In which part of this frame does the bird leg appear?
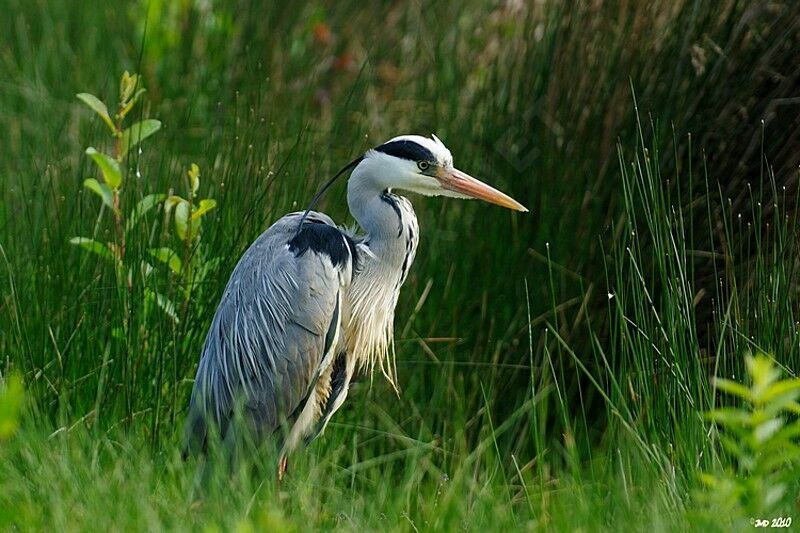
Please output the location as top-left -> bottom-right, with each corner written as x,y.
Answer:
277,455 -> 288,484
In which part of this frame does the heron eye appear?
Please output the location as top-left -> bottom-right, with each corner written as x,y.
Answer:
417,161 -> 430,171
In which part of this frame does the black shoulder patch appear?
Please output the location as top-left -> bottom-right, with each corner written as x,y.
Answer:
288,223 -> 357,268
375,139 -> 435,162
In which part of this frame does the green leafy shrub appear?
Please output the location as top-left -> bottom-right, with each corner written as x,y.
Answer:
0,373 -> 24,441
159,163 -> 218,306
71,72 -> 217,324
699,354 -> 800,518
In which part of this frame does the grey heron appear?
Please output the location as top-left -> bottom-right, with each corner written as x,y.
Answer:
182,134 -> 526,479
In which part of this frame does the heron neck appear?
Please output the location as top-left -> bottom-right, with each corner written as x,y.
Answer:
345,160 -> 419,389
347,167 -> 413,256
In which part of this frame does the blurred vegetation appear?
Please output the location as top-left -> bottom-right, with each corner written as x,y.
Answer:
0,0 -> 799,529
700,354 -> 800,519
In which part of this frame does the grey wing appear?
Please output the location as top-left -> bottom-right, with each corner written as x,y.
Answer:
182,211 -> 355,456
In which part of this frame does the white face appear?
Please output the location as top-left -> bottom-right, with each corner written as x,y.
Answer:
360,134 -> 528,212
364,134 -> 458,197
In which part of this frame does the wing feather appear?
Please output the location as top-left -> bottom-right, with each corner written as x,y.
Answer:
183,212 -> 354,456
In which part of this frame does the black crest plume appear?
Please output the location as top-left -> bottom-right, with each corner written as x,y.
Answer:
295,155 -> 364,235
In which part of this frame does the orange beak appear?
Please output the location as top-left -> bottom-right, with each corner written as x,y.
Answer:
440,168 -> 528,212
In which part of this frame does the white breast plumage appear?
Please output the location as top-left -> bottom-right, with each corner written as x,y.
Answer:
343,192 -> 418,389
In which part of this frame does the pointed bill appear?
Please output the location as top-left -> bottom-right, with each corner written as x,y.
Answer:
440,168 -> 528,212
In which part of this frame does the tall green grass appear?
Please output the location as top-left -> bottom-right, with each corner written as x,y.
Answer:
1,0 -> 799,529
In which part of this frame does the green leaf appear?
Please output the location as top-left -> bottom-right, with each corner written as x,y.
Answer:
188,217 -> 201,241
119,71 -> 139,104
145,288 -> 179,323
705,408 -> 752,427
85,147 -> 122,189
76,93 -> 115,133
82,178 -> 115,211
0,373 -> 24,440
126,193 -> 166,233
141,261 -> 154,279
718,434 -> 747,458
174,200 -> 190,240
167,196 -> 202,241
188,163 -> 200,196
119,88 -> 146,120
763,484 -> 787,508
164,195 -> 185,213
191,198 -> 217,220
746,354 -> 781,390
754,418 -> 784,443
69,237 -> 116,262
120,119 -> 162,157
761,379 -> 800,404
698,472 -> 722,488
712,378 -> 752,401
760,441 -> 800,469
149,247 -> 182,275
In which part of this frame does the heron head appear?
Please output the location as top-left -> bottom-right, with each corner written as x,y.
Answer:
363,134 -> 527,212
